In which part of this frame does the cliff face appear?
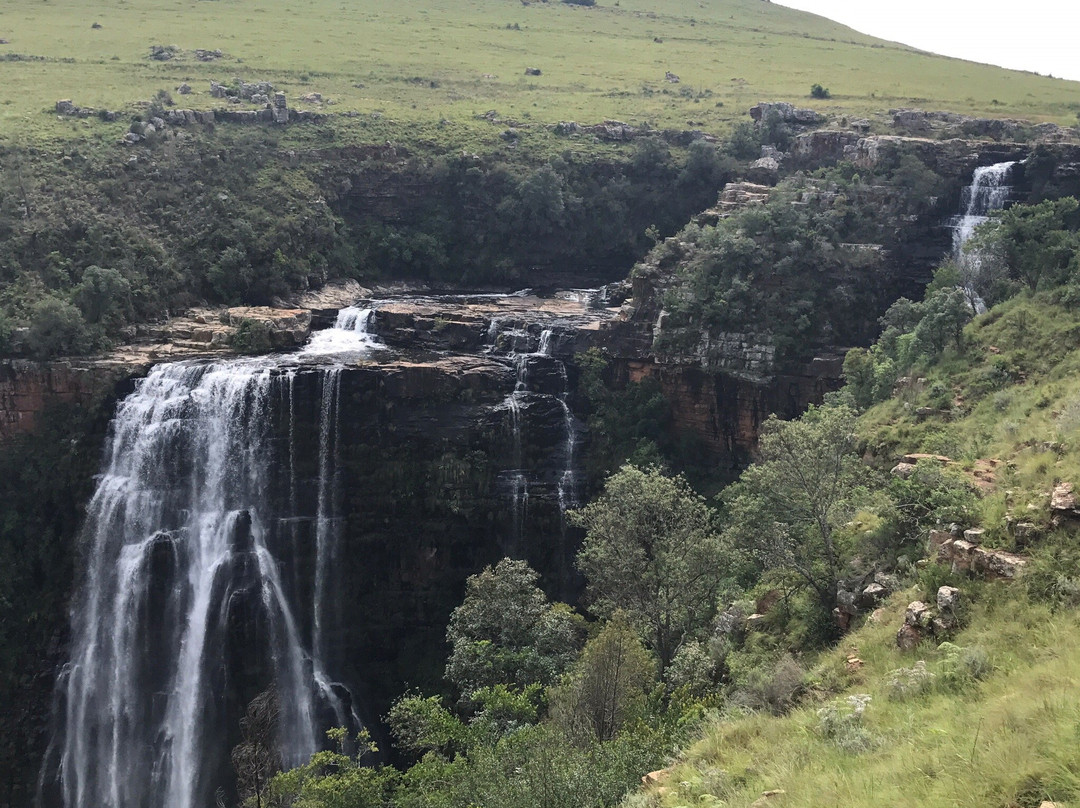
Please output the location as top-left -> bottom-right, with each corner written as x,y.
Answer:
14,294 -> 605,807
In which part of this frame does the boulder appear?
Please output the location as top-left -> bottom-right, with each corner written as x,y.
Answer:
1051,482 -> 1080,518
928,528 -> 954,559
896,623 -> 922,651
791,130 -> 860,163
749,101 -> 823,126
858,582 -> 887,609
930,616 -> 955,637
891,461 -> 917,478
975,546 -> 1026,580
525,67 -> 542,76
642,768 -> 672,787
904,601 -> 930,627
962,527 -> 985,543
936,585 -> 961,612
176,82 -> 192,95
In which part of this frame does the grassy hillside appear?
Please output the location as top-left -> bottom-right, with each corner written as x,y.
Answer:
636,584 -> 1080,808
0,0 -> 1078,146
636,289 -> 1080,808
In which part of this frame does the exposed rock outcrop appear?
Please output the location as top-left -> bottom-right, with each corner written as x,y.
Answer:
928,529 -> 1028,580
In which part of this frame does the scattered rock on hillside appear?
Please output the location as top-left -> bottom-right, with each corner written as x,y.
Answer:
936,585 -> 961,612
749,101 -> 823,126
896,623 -> 922,651
664,71 -> 680,83
149,44 -> 178,61
905,600 -> 930,628
1051,482 -> 1080,519
525,67 -> 542,76
176,82 -> 192,95
929,529 -> 1028,580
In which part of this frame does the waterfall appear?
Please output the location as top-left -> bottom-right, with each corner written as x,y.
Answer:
493,322 -> 582,548
301,307 -> 381,356
46,294 -> 594,806
50,311 -> 379,808
952,161 -> 1015,312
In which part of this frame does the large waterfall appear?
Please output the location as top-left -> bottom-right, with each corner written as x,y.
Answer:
43,293 -> 597,808
48,322 -> 371,808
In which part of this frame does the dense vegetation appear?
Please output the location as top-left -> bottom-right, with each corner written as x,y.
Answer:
237,187 -> 1080,807
649,151 -> 949,360
0,131 -> 732,357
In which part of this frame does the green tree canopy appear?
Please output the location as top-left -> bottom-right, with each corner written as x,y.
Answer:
445,558 -> 582,695
722,404 -> 863,612
570,465 -> 726,668
550,612 -> 655,743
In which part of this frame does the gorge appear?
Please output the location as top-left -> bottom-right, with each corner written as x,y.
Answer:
3,126 -> 1080,808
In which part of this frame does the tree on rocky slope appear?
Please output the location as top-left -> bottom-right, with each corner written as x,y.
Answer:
445,558 -> 583,695
570,465 -> 727,669
722,403 -> 863,614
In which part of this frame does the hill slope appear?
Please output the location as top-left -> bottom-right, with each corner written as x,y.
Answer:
1,0 -> 1078,144
637,290 -> 1080,808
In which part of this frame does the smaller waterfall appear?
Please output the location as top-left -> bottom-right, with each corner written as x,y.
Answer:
952,161 -> 1015,313
492,321 -> 583,547
302,307 -> 382,356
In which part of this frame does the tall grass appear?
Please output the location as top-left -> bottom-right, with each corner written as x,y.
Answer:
0,0 -> 1077,145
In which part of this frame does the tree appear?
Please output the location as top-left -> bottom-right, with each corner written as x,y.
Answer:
266,728 -> 391,808
722,404 -> 862,612
970,197 -> 1080,291
231,689 -> 282,808
25,297 -> 91,358
550,613 -> 655,743
445,559 -> 582,695
570,465 -> 726,668
73,265 -> 132,326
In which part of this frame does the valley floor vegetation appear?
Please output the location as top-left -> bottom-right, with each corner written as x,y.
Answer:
237,192 -> 1080,808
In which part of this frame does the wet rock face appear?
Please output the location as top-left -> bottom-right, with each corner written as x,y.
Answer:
0,360 -> 135,442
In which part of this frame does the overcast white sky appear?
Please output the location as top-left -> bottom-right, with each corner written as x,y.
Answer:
776,0 -> 1080,82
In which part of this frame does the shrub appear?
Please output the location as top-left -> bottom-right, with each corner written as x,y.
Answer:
810,83 -> 831,99
886,660 -> 935,700
732,653 -> 806,715
816,694 -> 876,753
935,642 -> 991,691
665,640 -> 717,697
73,266 -> 132,326
25,298 -> 92,358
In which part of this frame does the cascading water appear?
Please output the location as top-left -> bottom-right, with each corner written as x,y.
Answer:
490,323 -> 581,547
48,314 -> 376,808
301,306 -> 381,355
952,161 -> 1016,312
45,292 -> 597,807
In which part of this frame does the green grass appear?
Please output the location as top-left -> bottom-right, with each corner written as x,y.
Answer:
858,292 -> 1080,536
632,291 -> 1080,808
1,0 -> 1078,147
638,586 -> 1080,808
